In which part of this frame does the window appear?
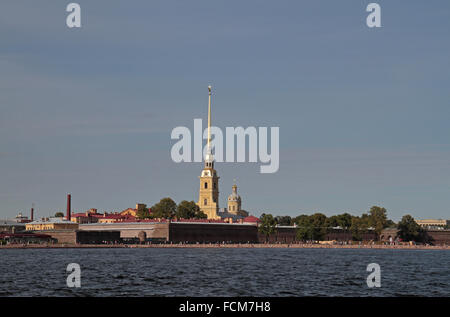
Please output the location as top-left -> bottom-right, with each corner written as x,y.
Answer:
213,182 -> 216,189
204,199 -> 207,205
204,182 -> 208,189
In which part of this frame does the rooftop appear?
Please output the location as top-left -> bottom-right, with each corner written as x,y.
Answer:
243,215 -> 260,223
0,220 -> 26,226
27,217 -> 76,225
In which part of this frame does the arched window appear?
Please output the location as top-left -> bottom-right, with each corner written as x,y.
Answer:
204,199 -> 207,205
204,182 -> 208,189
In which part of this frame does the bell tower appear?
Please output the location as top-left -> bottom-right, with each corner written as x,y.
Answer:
197,85 -> 220,219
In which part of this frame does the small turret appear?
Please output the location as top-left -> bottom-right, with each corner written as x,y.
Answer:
227,181 -> 241,215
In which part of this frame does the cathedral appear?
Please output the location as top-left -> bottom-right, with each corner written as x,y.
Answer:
197,86 -> 242,220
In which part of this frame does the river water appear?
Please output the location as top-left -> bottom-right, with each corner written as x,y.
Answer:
0,248 -> 449,296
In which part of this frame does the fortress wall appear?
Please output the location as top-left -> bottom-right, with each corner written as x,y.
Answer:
426,230 -> 450,245
168,223 -> 258,243
79,223 -> 169,240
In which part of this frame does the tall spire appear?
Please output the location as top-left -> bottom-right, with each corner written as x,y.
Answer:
205,85 -> 214,168
207,85 -> 212,152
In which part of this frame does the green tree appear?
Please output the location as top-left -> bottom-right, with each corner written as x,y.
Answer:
385,219 -> 396,228
136,204 -> 150,219
275,215 -> 292,226
293,214 -> 310,226
350,216 -> 368,241
296,223 -> 314,241
325,215 -> 340,228
309,213 -> 327,240
294,213 -> 327,241
294,214 -> 312,241
397,215 -> 424,242
176,200 -> 207,219
336,213 -> 353,229
151,197 -> 177,219
368,206 -> 388,235
259,214 -> 277,242
54,212 -> 64,218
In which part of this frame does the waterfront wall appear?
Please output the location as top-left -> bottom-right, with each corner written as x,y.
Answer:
425,230 -> 450,245
39,230 -> 77,244
380,228 -> 450,245
79,223 -> 169,240
29,230 -> 121,244
77,222 -> 380,244
169,222 -> 258,243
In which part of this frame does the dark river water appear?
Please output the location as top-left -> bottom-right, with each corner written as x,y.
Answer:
0,248 -> 449,296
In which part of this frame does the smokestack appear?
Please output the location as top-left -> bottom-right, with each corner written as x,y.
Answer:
66,194 -> 71,221
31,206 -> 34,221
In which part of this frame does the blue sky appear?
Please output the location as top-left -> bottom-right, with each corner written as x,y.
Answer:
1,1 -> 450,221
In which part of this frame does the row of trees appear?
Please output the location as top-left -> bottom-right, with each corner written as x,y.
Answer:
259,206 -> 428,242
137,198 -> 207,220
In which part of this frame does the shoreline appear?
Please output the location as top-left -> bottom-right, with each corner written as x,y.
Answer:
0,243 -> 448,250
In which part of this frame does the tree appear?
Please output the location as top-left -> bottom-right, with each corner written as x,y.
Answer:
325,215 -> 340,228
325,214 -> 352,229
136,204 -> 150,219
350,216 -> 368,241
151,197 -> 177,219
296,223 -> 314,241
294,215 -> 312,241
368,206 -> 388,235
275,215 -> 292,226
176,200 -> 206,219
385,219 -> 396,228
294,213 -> 327,241
54,212 -> 64,218
309,213 -> 327,240
397,215 -> 424,242
259,214 -> 277,242
293,214 -> 310,226
336,213 -> 353,229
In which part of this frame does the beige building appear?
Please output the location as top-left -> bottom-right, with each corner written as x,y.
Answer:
227,183 -> 241,215
415,219 -> 449,229
26,217 -> 79,231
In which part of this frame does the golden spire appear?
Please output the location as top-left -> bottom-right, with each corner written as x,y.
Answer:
207,85 -> 212,151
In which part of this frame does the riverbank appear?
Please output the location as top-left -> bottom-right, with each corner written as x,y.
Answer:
0,243 -> 448,250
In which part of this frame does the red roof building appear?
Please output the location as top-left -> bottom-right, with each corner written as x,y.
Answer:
243,215 -> 261,225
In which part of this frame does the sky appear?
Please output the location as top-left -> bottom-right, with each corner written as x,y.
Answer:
1,1 -> 450,221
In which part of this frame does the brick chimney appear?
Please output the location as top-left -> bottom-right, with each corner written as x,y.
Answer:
66,194 -> 71,221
